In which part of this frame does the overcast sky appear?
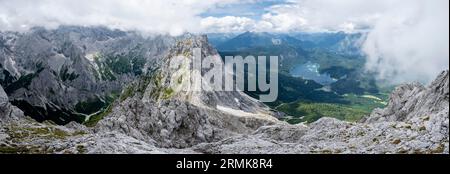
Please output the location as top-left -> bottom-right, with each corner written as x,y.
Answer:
0,0 -> 448,83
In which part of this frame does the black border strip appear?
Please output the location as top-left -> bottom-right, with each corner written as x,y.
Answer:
0,154 -> 448,172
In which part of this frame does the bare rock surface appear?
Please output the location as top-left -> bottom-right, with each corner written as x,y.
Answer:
1,27 -> 448,154
194,71 -> 449,154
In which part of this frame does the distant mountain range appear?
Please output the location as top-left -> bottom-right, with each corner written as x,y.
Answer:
0,27 -> 448,154
209,31 -> 365,56
208,31 -> 384,123
0,26 -> 176,124
0,27 -> 385,125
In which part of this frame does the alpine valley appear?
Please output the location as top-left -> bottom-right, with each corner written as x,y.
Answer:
0,27 -> 448,154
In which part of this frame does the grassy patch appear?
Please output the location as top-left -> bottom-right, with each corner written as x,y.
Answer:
341,93 -> 388,112
82,93 -> 119,127
0,144 -> 46,154
162,88 -> 174,99
84,105 -> 113,127
277,93 -> 388,124
94,54 -> 117,81
74,97 -> 106,115
60,66 -> 79,81
0,124 -> 87,154
278,101 -> 368,124
6,125 -> 72,142
76,144 -> 87,154
4,71 -> 40,93
119,85 -> 135,102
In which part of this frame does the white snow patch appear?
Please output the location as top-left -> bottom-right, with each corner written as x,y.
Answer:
234,98 -> 241,107
217,105 -> 255,117
85,53 -> 96,63
4,56 -> 20,76
216,105 -> 277,121
85,53 -> 100,72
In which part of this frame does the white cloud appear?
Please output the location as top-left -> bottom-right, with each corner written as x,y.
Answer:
1,0 -> 448,83
259,0 -> 390,32
199,14 -> 308,33
200,16 -> 256,33
267,0 -> 448,83
363,0 -> 449,84
202,0 -> 449,83
259,13 -> 306,32
0,0 -> 245,36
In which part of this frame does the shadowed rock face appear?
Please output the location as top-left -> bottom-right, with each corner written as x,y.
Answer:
194,70 -> 449,154
365,70 -> 449,123
0,34 -> 278,153
0,85 -> 24,122
1,26 -> 175,124
95,35 -> 277,148
0,85 -> 7,108
0,27 -> 448,154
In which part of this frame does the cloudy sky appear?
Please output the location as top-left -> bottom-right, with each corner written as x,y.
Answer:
0,0 -> 449,83
2,0 -> 446,34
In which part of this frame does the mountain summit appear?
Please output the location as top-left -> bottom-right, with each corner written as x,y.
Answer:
94,35 -> 278,148
1,69 -> 447,153
0,27 -> 448,154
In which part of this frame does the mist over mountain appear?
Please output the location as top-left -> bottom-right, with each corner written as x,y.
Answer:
1,26 -> 176,124
1,0 -> 448,84
0,0 -> 448,155
207,31 -> 387,124
0,26 -> 448,154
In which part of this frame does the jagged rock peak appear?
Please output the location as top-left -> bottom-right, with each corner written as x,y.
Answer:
1,26 -> 175,124
93,34 -> 277,148
0,85 -> 9,109
0,85 -> 24,122
194,70 -> 449,154
430,70 -> 449,98
364,70 -> 449,123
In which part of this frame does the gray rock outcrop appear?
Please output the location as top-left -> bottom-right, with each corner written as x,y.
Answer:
0,27 -> 448,154
95,35 -> 277,148
194,71 -> 449,154
1,26 -> 175,124
0,85 -> 24,122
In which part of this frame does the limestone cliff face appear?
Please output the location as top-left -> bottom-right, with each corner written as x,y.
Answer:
195,71 -> 449,154
94,35 -> 277,148
0,27 -> 448,154
365,71 -> 449,123
0,85 -> 24,122
1,27 -> 175,124
0,34 -> 278,153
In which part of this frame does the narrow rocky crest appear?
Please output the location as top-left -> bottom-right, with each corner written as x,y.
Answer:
0,28 -> 448,154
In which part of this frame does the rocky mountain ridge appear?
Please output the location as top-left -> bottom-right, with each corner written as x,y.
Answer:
94,34 -> 277,148
1,70 -> 447,154
1,26 -> 175,124
0,27 -> 448,154
194,71 -> 448,154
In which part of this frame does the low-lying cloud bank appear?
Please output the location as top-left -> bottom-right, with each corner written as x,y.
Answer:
0,0 -> 248,36
362,0 -> 449,84
0,0 -> 448,84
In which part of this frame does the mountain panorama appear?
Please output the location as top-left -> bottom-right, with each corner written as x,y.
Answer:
0,0 -> 448,155
0,26 -> 448,154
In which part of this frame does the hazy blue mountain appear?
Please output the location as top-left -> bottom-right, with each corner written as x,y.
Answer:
215,31 -> 312,52
0,27 -> 384,126
210,31 -> 365,56
206,33 -> 239,47
211,31 -> 386,122
213,31 -> 377,95
291,32 -> 366,56
1,27 -> 446,154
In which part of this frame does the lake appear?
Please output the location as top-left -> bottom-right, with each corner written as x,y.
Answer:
289,62 -> 337,85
